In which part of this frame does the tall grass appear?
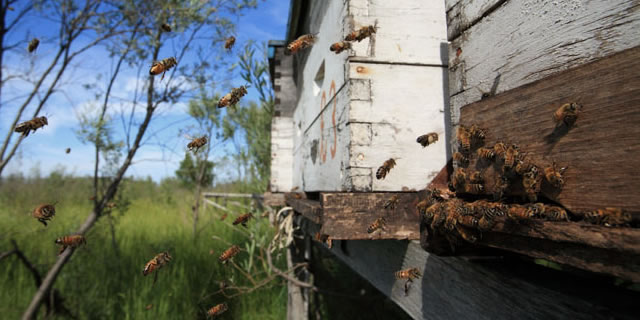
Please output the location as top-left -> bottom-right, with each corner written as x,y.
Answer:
0,175 -> 286,319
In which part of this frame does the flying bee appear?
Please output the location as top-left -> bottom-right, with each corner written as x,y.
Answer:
376,158 -> 396,180
207,303 -> 228,318
55,235 -> 86,255
149,57 -> 177,80
395,267 -> 422,281
544,162 -> 567,189
32,203 -> 56,226
503,144 -> 519,171
345,25 -> 377,42
218,85 -> 248,108
367,217 -> 387,234
493,142 -> 507,159
65,148 -> 71,154
143,252 -> 172,285
15,116 -> 48,137
161,23 -> 172,32
585,207 -> 631,227
28,38 -> 40,53
553,102 -> 581,127
187,136 -> 208,152
315,233 -> 333,248
232,213 -> 253,227
287,34 -> 316,54
476,147 -> 495,160
329,41 -> 351,54
105,202 -> 117,209
542,204 -> 569,221
456,126 -> 471,152
453,152 -> 469,166
451,167 -> 467,190
383,195 -> 399,210
220,213 -> 228,221
218,245 -> 240,264
508,204 -> 533,221
224,36 -> 236,51
416,132 -> 439,147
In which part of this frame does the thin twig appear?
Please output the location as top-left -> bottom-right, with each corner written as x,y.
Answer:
266,241 -> 315,289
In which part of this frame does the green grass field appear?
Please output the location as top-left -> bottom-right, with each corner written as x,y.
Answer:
0,175 -> 287,319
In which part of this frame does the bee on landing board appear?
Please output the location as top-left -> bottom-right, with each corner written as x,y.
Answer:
456,126 -> 472,152
149,57 -> 177,80
542,204 -> 569,221
187,136 -> 208,152
493,142 -> 507,159
329,41 -> 351,54
143,251 -> 172,285
28,38 -> 39,53
232,213 -> 253,227
544,162 -> 567,189
376,158 -> 396,180
395,267 -> 421,296
55,235 -> 86,255
345,25 -> 377,42
493,176 -> 509,201
160,23 -> 172,32
315,232 -> 333,248
207,303 -> 228,318
553,102 -> 581,127
219,245 -> 240,264
367,217 -> 387,234
15,116 -> 48,137
503,144 -> 520,172
416,132 -> 439,147
453,151 -> 469,166
522,166 -> 542,202
287,34 -> 316,54
508,204 -> 534,221
476,147 -> 495,161
224,36 -> 236,51
218,85 -> 248,108
451,167 -> 467,190
33,203 -> 57,226
383,195 -> 399,210
585,207 -> 631,227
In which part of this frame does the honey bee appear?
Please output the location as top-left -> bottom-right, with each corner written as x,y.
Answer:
514,159 -> 534,176
145,304 -> 153,310
187,136 -> 207,152
456,224 -> 479,243
207,303 -> 228,318
542,204 -> 569,221
55,235 -> 86,255
367,217 -> 387,234
89,195 -> 96,201
314,232 -> 333,248
65,148 -> 71,154
468,124 -> 486,142
456,126 -> 471,152
383,195 -> 399,210
493,176 -> 509,200
522,166 -> 542,202
416,132 -> 439,147
451,167 -> 467,189
477,215 -> 496,231
345,25 -> 376,42
33,203 -> 56,226
444,199 -> 463,231
395,267 -> 421,280
469,171 -> 483,183
149,57 -> 177,80
453,152 -> 469,166
224,36 -> 236,51
220,213 -> 228,221
143,252 -> 172,285
493,142 -> 507,159
28,38 -> 39,53
430,204 -> 447,230
218,245 -> 240,264
544,162 -> 567,189
457,215 -> 479,228
329,41 -> 351,54
464,183 -> 484,194
553,102 -> 581,127
105,202 -> 117,209
476,147 -> 495,160
424,202 -> 443,224
217,85 -> 248,108
14,116 -> 48,137
503,144 -> 519,171
161,23 -> 172,32
525,203 -> 545,218
508,204 -> 533,221
376,158 -> 396,180
232,213 -> 253,227
585,207 -> 631,227
416,198 -> 430,215
287,34 -> 316,54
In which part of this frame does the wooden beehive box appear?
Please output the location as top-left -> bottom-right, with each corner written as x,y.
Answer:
288,0 -> 449,192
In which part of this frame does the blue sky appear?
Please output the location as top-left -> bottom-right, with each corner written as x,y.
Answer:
0,0 -> 290,182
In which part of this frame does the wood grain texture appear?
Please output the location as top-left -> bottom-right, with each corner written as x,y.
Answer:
270,117 -> 294,192
323,240 -> 639,320
445,0 -> 504,40
448,0 -> 640,117
458,46 -> 640,214
284,193 -> 322,224
263,192 -> 286,207
320,192 -> 423,240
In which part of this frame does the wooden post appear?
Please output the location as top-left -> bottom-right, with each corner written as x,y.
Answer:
287,216 -> 311,320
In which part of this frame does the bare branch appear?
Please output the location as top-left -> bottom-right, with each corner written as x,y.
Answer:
266,241 -> 315,289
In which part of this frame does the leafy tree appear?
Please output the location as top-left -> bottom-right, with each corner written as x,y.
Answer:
175,152 -> 214,188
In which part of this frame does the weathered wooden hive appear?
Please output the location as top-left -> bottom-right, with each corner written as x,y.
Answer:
268,0 -> 640,319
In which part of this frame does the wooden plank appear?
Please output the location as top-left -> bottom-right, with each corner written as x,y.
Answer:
320,192 -> 423,240
445,0 -> 504,41
270,117 -> 294,192
324,240 -> 639,320
263,192 -> 286,207
284,193 -> 322,224
202,199 -> 230,212
458,46 -> 640,214
448,0 -> 640,115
